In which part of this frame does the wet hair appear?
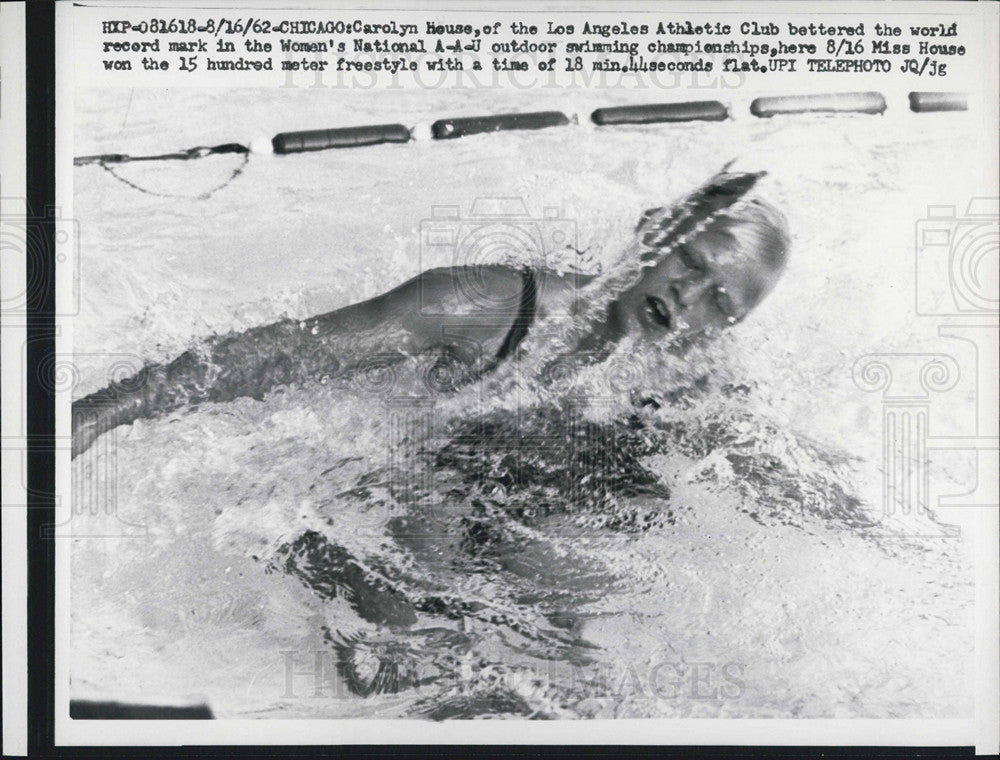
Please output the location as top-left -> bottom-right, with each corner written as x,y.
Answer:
523,167 -> 790,370
711,197 -> 790,276
577,168 -> 790,326
636,169 -> 788,273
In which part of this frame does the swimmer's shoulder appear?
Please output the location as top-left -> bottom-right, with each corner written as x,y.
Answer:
386,265 -> 525,317
534,268 -> 596,319
321,265 -> 587,330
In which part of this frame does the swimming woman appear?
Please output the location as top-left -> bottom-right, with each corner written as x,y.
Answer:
71,168 -> 789,458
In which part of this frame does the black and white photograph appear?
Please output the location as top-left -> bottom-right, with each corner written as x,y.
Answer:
2,0 -> 998,752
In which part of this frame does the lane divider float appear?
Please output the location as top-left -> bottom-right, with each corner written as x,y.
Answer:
72,91 -> 969,198
908,91 -> 968,113
271,123 -> 411,154
430,111 -> 571,140
591,100 -> 729,125
749,91 -> 887,118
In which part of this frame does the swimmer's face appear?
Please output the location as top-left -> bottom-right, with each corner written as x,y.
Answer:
616,204 -> 789,344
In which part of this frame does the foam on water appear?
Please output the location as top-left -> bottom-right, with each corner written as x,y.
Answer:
70,88 -> 980,718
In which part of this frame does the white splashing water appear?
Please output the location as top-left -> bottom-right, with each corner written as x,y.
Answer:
70,88 -> 980,719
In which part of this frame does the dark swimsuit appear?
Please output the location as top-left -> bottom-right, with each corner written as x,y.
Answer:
494,266 -> 538,363
429,267 -> 538,391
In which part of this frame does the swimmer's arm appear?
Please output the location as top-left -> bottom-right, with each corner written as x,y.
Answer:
304,264 -> 596,365
71,266 -> 526,457
324,265 -> 589,357
72,265 -> 589,458
308,265 -> 526,357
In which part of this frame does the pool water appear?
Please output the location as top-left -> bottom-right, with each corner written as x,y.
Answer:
69,87 -> 982,718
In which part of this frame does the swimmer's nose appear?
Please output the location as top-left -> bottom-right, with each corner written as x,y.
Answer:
673,278 -> 713,307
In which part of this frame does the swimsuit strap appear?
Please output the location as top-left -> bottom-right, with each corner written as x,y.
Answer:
494,266 -> 538,363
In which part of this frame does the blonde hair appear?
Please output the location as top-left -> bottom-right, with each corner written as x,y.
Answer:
485,168 -> 790,395
573,169 -> 788,336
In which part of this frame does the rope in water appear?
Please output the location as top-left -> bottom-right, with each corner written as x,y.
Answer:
73,91 -> 967,197
73,142 -> 249,166
75,143 -> 252,200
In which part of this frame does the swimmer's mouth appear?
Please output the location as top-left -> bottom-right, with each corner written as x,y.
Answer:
645,296 -> 674,331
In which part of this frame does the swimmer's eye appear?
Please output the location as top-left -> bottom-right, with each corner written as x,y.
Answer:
713,287 -> 737,320
645,296 -> 673,330
678,246 -> 705,272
